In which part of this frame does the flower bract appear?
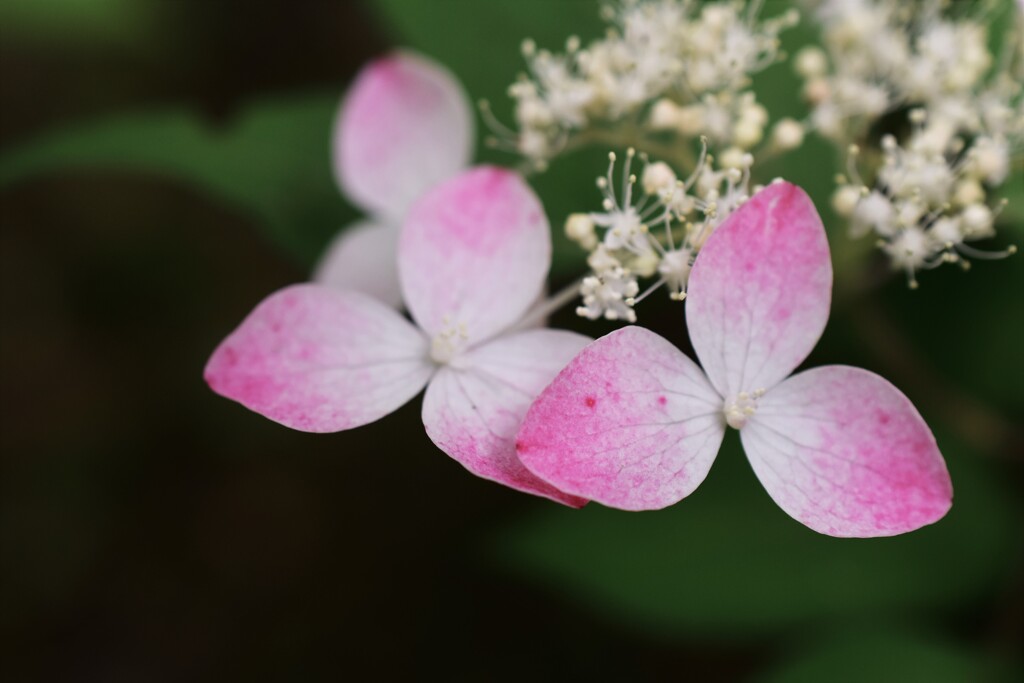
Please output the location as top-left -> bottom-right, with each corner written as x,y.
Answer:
207,167 -> 590,506
515,181 -> 953,536
314,50 -> 474,306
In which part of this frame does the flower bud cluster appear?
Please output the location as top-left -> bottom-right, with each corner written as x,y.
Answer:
802,0 -> 1023,286
568,145 -> 753,321
797,0 -> 1011,143
494,0 -> 797,164
835,115 -> 1017,288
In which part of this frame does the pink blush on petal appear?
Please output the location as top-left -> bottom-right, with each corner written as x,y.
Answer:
414,167 -> 545,256
742,365 -> 953,537
205,285 -> 433,433
515,327 -> 726,511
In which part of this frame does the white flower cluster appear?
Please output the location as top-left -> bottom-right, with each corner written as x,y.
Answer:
567,145 -> 753,321
834,111 -> 1017,288
490,0 -> 799,165
801,0 -> 1023,285
797,0 -> 1016,141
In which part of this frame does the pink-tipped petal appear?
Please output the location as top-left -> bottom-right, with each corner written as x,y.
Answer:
687,182 -> 832,399
741,365 -> 953,537
422,330 -> 591,507
399,166 -> 551,341
205,285 -> 433,432
515,326 -> 726,511
312,220 -> 402,308
333,51 -> 473,221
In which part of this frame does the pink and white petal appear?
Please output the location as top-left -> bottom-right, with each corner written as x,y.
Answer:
686,181 -> 832,399
312,220 -> 402,308
515,326 -> 726,511
333,51 -> 473,221
400,166 -> 551,341
422,330 -> 591,507
205,284 -> 433,432
741,365 -> 953,537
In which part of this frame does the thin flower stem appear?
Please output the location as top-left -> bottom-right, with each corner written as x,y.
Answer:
510,277 -> 584,332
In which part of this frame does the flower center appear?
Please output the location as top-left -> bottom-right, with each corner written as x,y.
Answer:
723,388 -> 766,429
430,319 -> 469,365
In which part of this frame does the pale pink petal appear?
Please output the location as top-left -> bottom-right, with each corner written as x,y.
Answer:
515,326 -> 726,511
421,329 -> 590,507
741,365 -> 953,537
686,181 -> 832,399
205,285 -> 433,432
399,166 -> 550,341
333,51 -> 473,221
312,220 -> 402,308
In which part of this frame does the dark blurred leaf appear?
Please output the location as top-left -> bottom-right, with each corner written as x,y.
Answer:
882,250 -> 1024,415
755,628 -> 1015,683
0,0 -> 156,46
0,92 -> 350,266
367,0 -> 604,118
994,170 -> 1024,230
493,433 -> 1016,638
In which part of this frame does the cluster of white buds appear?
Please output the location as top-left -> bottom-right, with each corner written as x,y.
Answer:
796,0 -> 1011,142
834,111 -> 1018,288
802,0 -> 1023,286
568,144 -> 754,321
485,0 -> 798,165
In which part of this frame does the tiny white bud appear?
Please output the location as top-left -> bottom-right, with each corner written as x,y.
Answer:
832,185 -> 861,217
649,99 -> 681,130
803,78 -> 830,105
718,147 -> 748,170
732,119 -> 763,149
565,213 -> 597,249
794,46 -> 828,78
771,118 -> 805,150
960,203 -> 993,237
952,180 -> 985,207
642,162 -> 678,195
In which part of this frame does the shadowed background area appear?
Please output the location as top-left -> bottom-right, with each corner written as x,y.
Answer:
1,1 -> 1022,681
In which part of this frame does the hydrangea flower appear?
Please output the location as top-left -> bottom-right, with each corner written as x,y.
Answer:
515,181 -> 953,536
206,167 -> 589,506
314,51 -> 474,306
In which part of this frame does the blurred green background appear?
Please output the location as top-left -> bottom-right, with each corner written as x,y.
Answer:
0,1 -> 1021,680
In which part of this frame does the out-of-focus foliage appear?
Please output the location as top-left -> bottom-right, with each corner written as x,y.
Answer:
494,433 -> 1017,638
0,0 -> 157,46
0,94 -> 350,265
755,628 -> 1014,683
884,260 -> 1024,415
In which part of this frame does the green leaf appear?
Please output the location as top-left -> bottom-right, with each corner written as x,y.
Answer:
492,433 -> 1016,639
756,628 -> 1016,683
0,92 -> 351,265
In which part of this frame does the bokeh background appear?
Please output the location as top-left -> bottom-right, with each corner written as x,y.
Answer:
1,1 -> 1021,680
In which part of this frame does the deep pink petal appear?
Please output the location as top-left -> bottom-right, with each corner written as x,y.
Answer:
205,285 -> 433,432
686,181 -> 832,398
333,51 -> 473,220
515,326 -> 726,511
312,220 -> 402,308
741,365 -> 953,537
399,166 -> 551,341
421,330 -> 591,507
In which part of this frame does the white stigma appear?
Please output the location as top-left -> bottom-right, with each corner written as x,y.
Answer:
430,318 -> 469,366
723,388 -> 766,429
